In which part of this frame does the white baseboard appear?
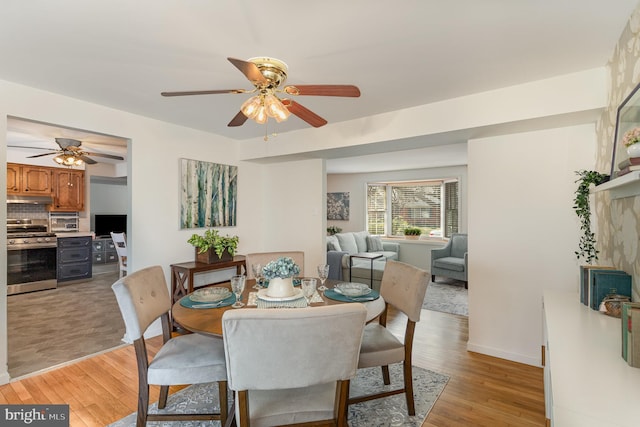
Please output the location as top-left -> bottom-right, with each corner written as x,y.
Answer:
0,369 -> 10,385
466,341 -> 542,367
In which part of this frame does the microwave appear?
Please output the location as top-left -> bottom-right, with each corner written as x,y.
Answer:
49,213 -> 79,232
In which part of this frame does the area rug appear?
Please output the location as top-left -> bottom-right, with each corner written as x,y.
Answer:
108,364 -> 448,427
422,279 -> 468,316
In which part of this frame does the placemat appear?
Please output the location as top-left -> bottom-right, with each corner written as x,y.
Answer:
179,293 -> 236,309
324,288 -> 380,303
247,291 -> 323,308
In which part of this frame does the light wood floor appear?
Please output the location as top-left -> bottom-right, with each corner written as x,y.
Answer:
0,308 -> 545,426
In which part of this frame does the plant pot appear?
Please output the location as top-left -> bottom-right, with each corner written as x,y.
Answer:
627,143 -> 640,158
405,235 -> 420,240
195,248 -> 233,264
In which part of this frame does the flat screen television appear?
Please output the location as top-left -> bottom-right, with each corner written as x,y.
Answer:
94,214 -> 127,237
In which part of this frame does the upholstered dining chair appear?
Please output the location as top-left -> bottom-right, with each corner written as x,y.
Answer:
112,265 -> 229,427
348,260 -> 429,415
222,304 -> 367,427
110,231 -> 127,278
245,251 -> 305,278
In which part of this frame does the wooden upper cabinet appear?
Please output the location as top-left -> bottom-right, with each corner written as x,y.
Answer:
6,163 -> 53,195
50,169 -> 85,212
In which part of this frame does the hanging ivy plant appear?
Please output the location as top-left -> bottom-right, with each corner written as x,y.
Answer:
573,170 -> 609,264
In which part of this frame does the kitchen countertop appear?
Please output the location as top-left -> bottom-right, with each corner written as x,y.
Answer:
55,232 -> 95,238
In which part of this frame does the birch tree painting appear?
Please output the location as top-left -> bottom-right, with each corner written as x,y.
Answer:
180,159 -> 238,228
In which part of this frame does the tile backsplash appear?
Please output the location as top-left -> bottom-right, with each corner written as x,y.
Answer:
7,204 -> 49,220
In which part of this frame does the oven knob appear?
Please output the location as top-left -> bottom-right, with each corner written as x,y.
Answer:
22,239 -> 28,244
8,239 -> 14,245
36,238 -> 43,243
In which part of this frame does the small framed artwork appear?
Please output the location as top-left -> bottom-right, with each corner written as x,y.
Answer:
180,158 -> 238,229
327,192 -> 349,220
612,81 -> 640,178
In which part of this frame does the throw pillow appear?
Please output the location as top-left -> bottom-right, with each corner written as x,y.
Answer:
335,232 -> 358,254
353,231 -> 369,253
326,235 -> 341,251
366,235 -> 384,252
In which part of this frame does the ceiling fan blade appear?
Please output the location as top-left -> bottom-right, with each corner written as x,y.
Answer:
283,85 -> 361,97
282,100 -> 328,128
161,89 -> 246,97
27,152 -> 58,158
8,145 -> 58,152
228,111 -> 249,127
78,155 -> 97,165
227,57 -> 268,85
55,138 -> 81,148
84,152 -> 125,160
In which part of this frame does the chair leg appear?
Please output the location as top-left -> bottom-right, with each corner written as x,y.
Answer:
431,275 -> 435,282
464,281 -> 468,289
158,385 -> 169,409
382,365 -> 391,385
219,381 -> 228,427
403,361 -> 415,416
137,384 -> 150,427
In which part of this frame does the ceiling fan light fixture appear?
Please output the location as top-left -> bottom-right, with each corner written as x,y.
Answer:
254,106 -> 268,124
264,94 -> 290,122
241,95 -> 262,119
54,154 -> 83,167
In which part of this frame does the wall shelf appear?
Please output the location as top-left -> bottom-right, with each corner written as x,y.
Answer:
593,170 -> 640,199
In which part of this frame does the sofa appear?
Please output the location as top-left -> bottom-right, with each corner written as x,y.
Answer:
326,231 -> 399,291
431,233 -> 468,288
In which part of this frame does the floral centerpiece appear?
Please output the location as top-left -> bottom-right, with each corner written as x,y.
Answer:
261,257 -> 300,279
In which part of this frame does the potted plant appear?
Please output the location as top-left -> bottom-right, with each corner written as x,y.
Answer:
187,229 -> 239,264
403,226 -> 423,240
327,225 -> 342,235
622,127 -> 640,158
573,170 -> 609,264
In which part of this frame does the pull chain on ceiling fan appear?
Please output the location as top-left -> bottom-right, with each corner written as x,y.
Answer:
161,57 -> 361,130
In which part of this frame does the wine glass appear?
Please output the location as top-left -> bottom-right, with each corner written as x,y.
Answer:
230,275 -> 246,308
301,278 -> 317,304
317,264 -> 329,291
251,263 -> 263,289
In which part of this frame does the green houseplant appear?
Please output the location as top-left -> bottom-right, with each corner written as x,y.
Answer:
327,225 -> 342,235
403,226 -> 423,239
573,170 -> 609,264
187,229 -> 239,264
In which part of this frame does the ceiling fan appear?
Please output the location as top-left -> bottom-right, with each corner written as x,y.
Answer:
9,138 -> 125,166
161,57 -> 361,128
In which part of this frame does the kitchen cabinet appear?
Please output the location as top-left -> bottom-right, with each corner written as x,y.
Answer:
57,235 -> 92,282
49,169 -> 85,211
6,163 -> 53,195
92,237 -> 118,264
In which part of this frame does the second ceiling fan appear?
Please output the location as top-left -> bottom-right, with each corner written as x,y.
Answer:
161,57 -> 360,128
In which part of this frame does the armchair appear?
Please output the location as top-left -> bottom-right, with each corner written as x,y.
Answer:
430,233 -> 468,288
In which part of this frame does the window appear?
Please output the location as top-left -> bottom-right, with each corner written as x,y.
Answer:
366,179 -> 459,238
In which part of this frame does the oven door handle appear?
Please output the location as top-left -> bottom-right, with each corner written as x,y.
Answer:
8,244 -> 58,250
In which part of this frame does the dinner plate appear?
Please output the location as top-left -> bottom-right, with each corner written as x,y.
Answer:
335,282 -> 372,297
257,288 -> 304,302
190,287 -> 231,302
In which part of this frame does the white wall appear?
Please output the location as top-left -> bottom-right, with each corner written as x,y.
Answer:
467,124 -> 597,366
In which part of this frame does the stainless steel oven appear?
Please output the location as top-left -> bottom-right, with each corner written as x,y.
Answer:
7,219 -> 57,295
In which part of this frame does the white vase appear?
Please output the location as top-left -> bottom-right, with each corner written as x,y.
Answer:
266,277 -> 295,297
627,143 -> 640,158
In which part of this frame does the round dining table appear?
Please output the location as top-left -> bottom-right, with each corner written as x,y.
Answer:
171,278 -> 384,337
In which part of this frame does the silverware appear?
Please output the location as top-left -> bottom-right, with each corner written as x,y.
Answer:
192,301 -> 225,309
347,296 -> 376,302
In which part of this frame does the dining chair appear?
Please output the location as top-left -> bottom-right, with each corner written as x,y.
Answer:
222,304 -> 367,427
110,231 -> 128,278
112,265 -> 229,427
348,260 -> 429,415
245,251 -> 305,278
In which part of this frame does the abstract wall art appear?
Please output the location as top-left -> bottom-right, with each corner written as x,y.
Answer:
327,192 -> 350,220
180,158 -> 237,229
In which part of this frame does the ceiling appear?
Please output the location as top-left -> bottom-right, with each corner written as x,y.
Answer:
1,0 -> 638,172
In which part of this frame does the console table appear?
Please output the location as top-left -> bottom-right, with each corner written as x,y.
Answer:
349,252 -> 383,287
170,255 -> 246,305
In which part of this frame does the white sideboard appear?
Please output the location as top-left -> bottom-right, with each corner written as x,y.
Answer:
543,290 -> 640,426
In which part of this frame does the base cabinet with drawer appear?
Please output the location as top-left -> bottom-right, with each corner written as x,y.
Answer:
92,237 -> 118,264
57,236 -> 93,282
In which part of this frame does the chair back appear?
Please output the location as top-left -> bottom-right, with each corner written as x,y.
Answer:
223,304 -> 366,391
110,232 -> 127,258
380,260 -> 429,322
449,233 -> 467,259
245,251 -> 305,278
112,265 -> 170,340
